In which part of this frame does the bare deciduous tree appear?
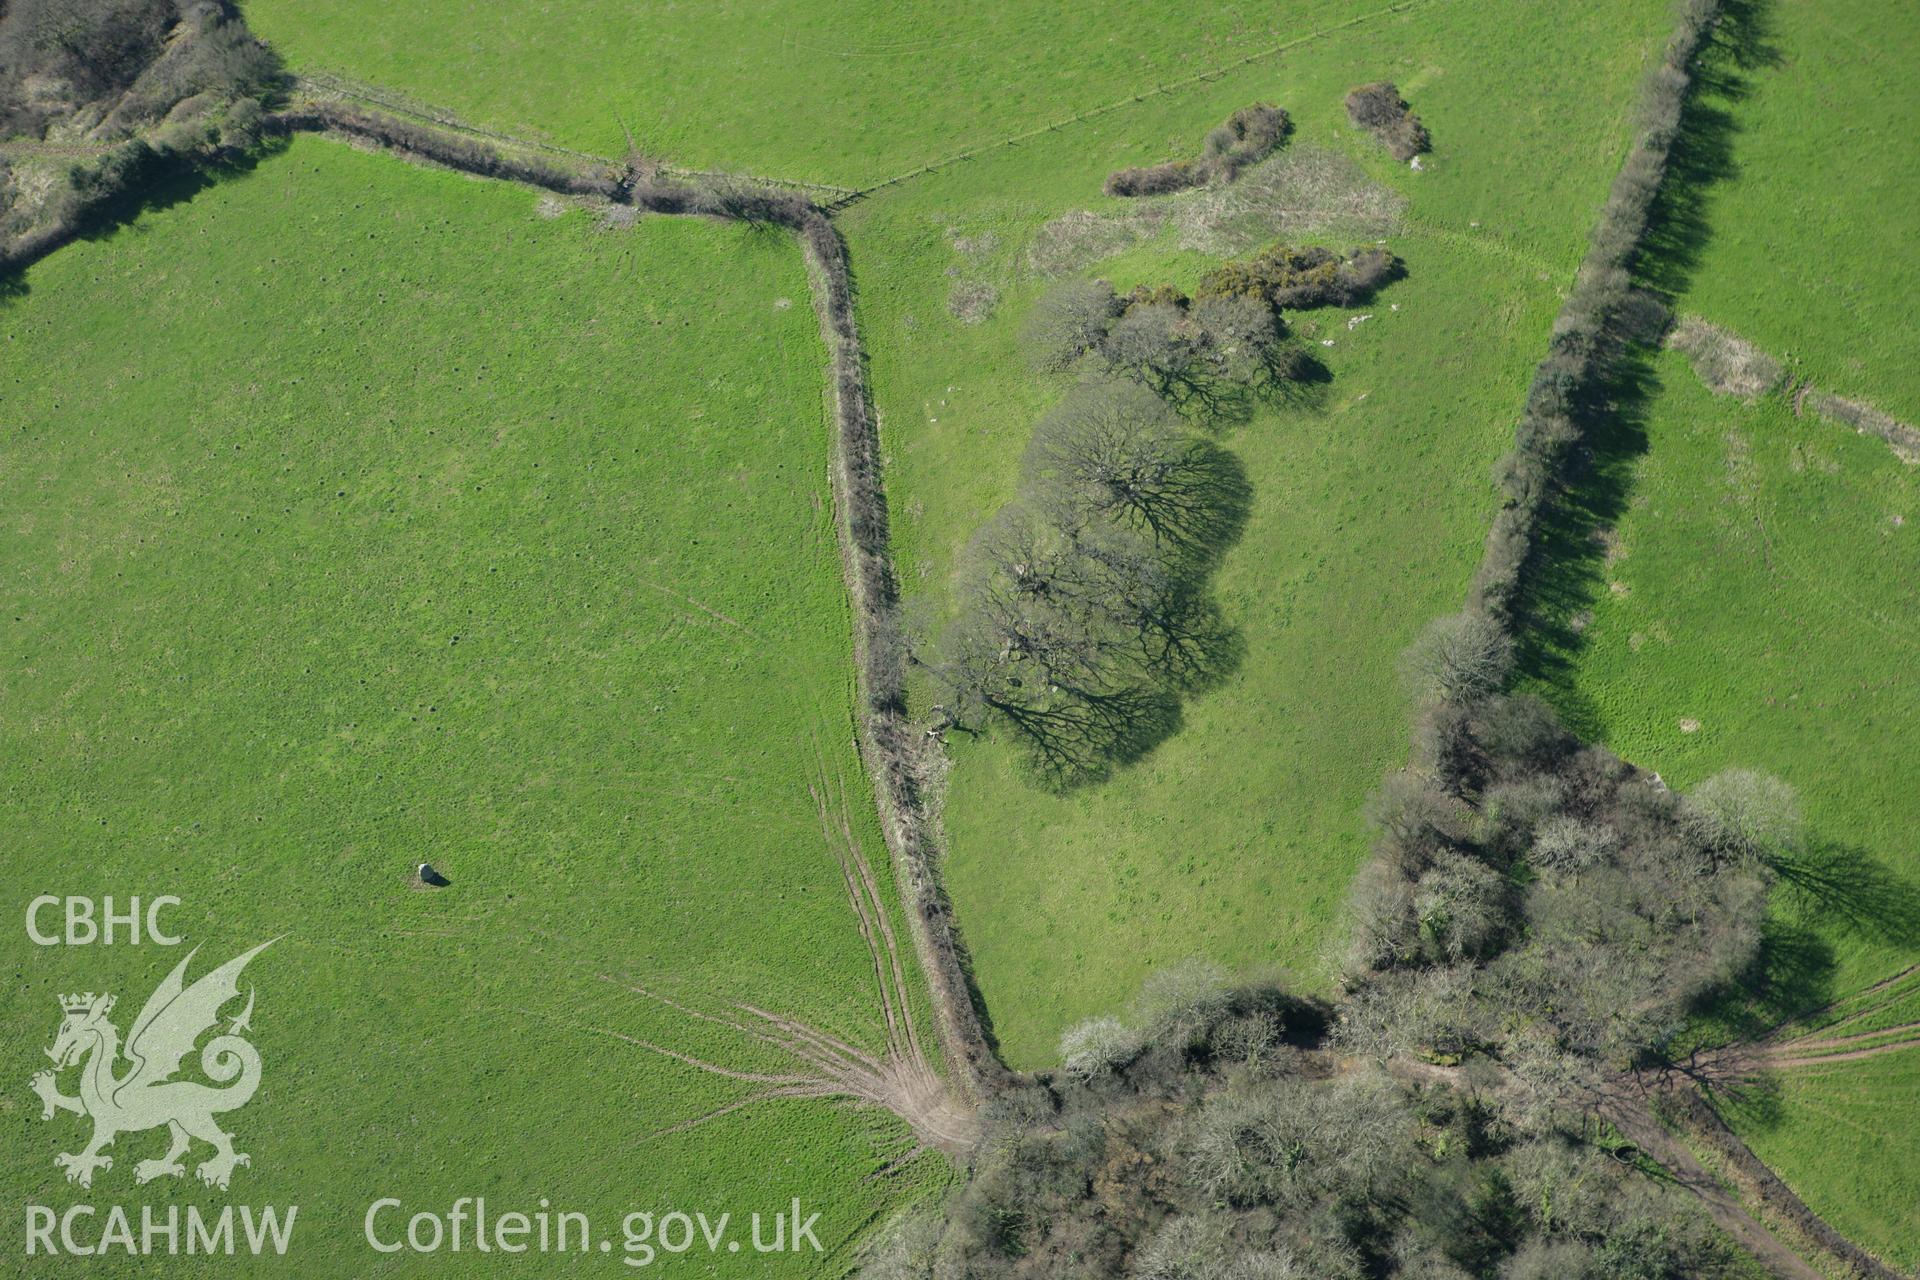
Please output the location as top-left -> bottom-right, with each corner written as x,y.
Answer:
1401,610 -> 1515,702
1026,378 -> 1247,556
1019,277 -> 1122,372
1681,768 -> 1803,865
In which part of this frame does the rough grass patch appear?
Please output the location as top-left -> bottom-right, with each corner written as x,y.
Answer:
946,277 -> 999,324
1027,207 -> 1163,277
1666,315 -> 1783,400
1028,148 -> 1403,277
1803,388 -> 1920,464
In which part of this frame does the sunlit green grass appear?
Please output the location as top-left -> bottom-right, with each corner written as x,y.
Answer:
240,0 -> 1374,187
0,135 -> 938,1276
1658,0 -> 1920,420
1546,357 -> 1920,1268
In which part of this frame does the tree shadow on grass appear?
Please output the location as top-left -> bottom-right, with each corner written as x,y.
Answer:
0,138 -> 287,304
1511,0 -> 1774,738
1511,338 -> 1656,740
1631,0 -> 1776,302
1029,445 -> 1251,791
1770,839 -> 1920,951
1683,919 -> 1831,1128
1687,837 -> 1920,1129
1260,345 -> 1333,415
939,426 -> 1252,792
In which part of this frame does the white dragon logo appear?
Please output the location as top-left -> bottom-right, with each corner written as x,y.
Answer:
29,940 -> 274,1190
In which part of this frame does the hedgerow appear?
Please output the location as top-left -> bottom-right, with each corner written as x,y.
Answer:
1104,103 -> 1291,197
1468,0 -> 1724,629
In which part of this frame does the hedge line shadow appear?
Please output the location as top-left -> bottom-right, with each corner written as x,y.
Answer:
1512,1 -> 1771,722
0,137 -> 287,304
1519,0 -> 1920,1101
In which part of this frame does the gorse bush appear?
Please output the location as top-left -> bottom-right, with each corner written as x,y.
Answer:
1196,242 -> 1402,310
1203,104 -> 1291,172
1105,102 -> 1291,197
1102,159 -> 1200,199
1345,82 -> 1430,162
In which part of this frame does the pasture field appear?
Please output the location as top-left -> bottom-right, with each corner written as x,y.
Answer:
242,0 -> 1373,188
1649,0 -> 1919,420
836,0 -> 1673,1065
1531,1 -> 1920,1263
0,134 -> 938,1274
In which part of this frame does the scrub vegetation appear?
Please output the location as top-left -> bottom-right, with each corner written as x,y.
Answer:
0,0 -> 280,268
839,0 -> 1677,1066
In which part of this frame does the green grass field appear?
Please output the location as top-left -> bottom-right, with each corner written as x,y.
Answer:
1534,0 -> 1920,1263
1656,0 -> 1920,421
0,134 -> 938,1275
241,0 -> 1378,188
835,0 -> 1673,1065
1549,354 -> 1920,1271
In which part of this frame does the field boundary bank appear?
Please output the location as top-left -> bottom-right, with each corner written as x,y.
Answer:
1666,1085 -> 1906,1280
17,17 -> 1900,1269
254,99 -> 1008,1106
1666,313 -> 1920,464
282,0 -> 1437,209
293,72 -> 860,199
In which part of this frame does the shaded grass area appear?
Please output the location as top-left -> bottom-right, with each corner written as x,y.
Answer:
838,0 -> 1674,1066
0,135 -> 940,1274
